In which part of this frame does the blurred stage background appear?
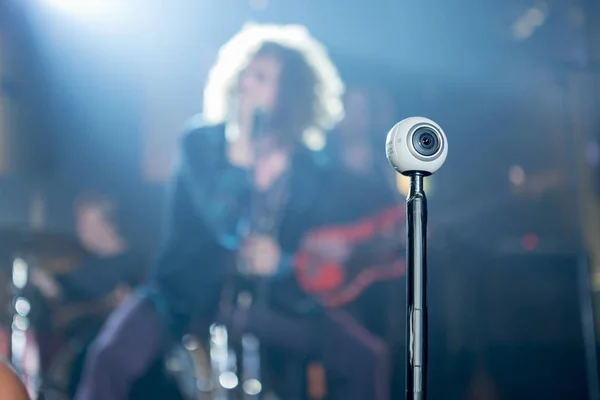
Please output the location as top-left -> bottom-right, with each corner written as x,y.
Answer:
2,0 -> 600,398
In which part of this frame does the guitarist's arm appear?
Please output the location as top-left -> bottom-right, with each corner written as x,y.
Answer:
31,268 -> 64,303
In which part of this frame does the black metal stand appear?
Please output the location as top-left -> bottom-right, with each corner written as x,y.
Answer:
405,172 -> 427,400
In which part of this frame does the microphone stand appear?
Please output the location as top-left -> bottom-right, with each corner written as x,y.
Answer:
405,172 -> 428,400
241,174 -> 289,400
239,110 -> 289,399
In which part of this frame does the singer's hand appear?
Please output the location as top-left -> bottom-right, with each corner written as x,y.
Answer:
240,235 -> 281,276
227,135 -> 254,168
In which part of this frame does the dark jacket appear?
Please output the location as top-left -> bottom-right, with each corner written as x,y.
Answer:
150,119 -> 328,318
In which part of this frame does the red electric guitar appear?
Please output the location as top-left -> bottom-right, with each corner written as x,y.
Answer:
294,205 -> 406,308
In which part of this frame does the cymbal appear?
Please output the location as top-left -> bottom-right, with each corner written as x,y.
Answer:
0,228 -> 86,261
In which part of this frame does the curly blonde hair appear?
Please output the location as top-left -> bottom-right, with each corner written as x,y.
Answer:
202,23 -> 344,148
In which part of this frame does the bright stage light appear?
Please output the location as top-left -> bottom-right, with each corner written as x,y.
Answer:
46,0 -> 97,11
43,0 -> 122,19
38,0 -> 136,36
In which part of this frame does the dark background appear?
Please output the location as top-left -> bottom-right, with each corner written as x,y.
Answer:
1,0 -> 600,397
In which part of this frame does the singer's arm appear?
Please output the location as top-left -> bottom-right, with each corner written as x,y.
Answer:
171,122 -> 249,249
152,122 -> 246,317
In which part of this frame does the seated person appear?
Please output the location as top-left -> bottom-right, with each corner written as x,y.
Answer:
34,193 -> 146,329
32,193 -> 146,396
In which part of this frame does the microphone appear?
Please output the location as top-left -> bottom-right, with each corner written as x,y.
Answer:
251,109 -> 271,139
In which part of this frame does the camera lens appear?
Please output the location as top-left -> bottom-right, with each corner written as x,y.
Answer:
412,127 -> 441,157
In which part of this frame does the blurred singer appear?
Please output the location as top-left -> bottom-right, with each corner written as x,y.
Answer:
75,23 -> 354,400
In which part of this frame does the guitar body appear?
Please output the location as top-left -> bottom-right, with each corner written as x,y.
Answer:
0,358 -> 29,400
295,205 -> 406,307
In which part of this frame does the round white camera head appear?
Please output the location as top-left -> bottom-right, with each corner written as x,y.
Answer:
385,117 -> 448,176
